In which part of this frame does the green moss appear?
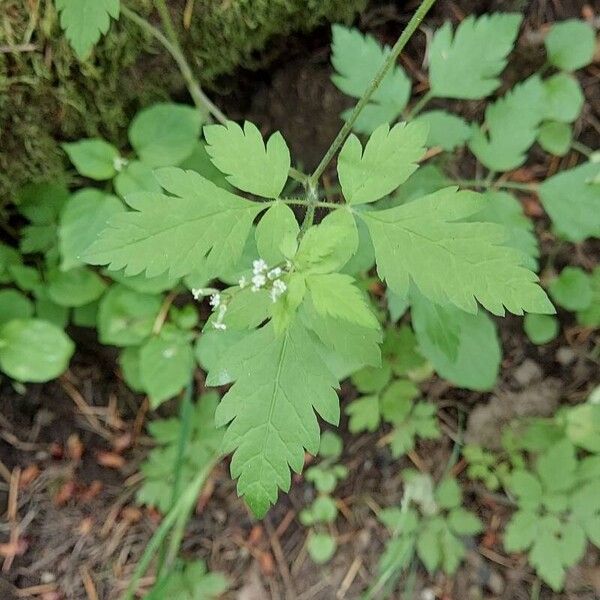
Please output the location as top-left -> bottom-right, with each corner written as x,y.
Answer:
0,0 -> 365,204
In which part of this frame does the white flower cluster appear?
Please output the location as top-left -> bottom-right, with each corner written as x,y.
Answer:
191,288 -> 228,331
239,259 -> 289,303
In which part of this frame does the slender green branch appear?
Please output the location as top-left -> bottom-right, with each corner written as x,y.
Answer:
406,89 -> 433,119
122,461 -> 213,600
283,197 -> 340,210
120,5 -> 227,125
453,178 -> 538,192
298,184 -> 319,238
288,166 -> 309,184
155,383 -> 195,575
571,140 -> 592,158
152,0 -> 180,52
309,0 -> 437,188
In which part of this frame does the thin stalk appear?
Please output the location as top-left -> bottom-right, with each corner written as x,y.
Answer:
309,0 -> 437,188
571,140 -> 593,158
164,456 -> 219,568
120,5 -> 227,125
288,166 -> 309,185
156,382 -> 195,576
298,183 -> 319,238
121,462 -> 213,600
361,491 -> 414,600
283,198 -> 340,210
407,89 -> 433,119
453,178 -> 538,192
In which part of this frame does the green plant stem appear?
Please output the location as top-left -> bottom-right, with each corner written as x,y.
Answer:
361,490 -> 414,600
407,89 -> 433,119
453,178 -> 538,192
571,140 -> 593,158
289,166 -> 309,184
122,461 -> 214,600
308,0 -> 437,190
120,5 -> 227,125
283,198 -> 340,210
156,382 -> 195,576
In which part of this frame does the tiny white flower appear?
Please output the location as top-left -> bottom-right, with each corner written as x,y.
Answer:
209,293 -> 221,308
192,288 -> 204,300
270,279 -> 287,302
252,259 -> 268,274
251,273 -> 267,291
113,156 -> 128,172
213,304 -> 228,330
267,267 -> 282,280
238,275 -> 247,288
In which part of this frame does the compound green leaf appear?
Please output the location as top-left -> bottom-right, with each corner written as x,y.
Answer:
0,319 -> 74,382
139,328 -> 195,408
559,520 -> 587,567
540,162 -> 600,242
106,268 -> 178,294
473,191 -> 539,270
435,478 -> 462,509
17,182 -> 69,225
448,508 -> 482,535
468,76 -> 545,171
47,267 -> 106,307
84,168 -> 265,279
0,290 -> 34,325
504,510 -> 538,552
508,470 -> 543,509
538,121 -> 571,156
35,292 -> 69,328
331,25 -> 411,134
294,209 -> 358,274
391,164 -> 450,205
318,431 -> 343,460
97,284 -> 162,347
429,13 -> 522,99
545,19 -> 596,71
62,138 -> 120,180
306,273 -> 379,329
542,73 -> 584,123
414,110 -> 472,151
207,319 -> 340,517
577,267 -> 600,327
549,267 -> 593,311
529,523 -> 565,591
255,202 -> 299,264
129,103 -> 202,167
536,439 -> 577,493
411,294 -> 501,391
55,0 -> 119,59
204,121 -> 290,198
59,189 -> 125,271
178,142 -> 233,191
300,300 -> 382,373
114,161 -> 161,199
346,395 -> 380,433
417,521 -> 442,572
146,560 -> 228,600
338,122 -> 427,205
119,346 -> 144,392
360,188 -> 553,316
524,313 -> 559,345
307,532 -> 337,564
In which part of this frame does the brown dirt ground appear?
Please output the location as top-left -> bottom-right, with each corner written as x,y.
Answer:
1,0 -> 599,599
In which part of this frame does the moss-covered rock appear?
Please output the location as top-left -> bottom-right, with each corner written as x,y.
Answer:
0,0 -> 365,203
